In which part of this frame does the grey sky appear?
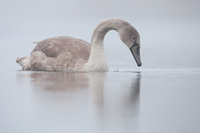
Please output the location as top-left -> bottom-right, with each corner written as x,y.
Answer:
1,0 -> 200,21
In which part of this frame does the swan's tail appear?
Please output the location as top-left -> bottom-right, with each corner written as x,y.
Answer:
16,56 -> 31,70
32,42 -> 38,44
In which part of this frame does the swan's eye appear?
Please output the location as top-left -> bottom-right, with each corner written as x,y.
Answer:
132,37 -> 135,40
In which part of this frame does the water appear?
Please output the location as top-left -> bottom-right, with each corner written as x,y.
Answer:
0,69 -> 200,133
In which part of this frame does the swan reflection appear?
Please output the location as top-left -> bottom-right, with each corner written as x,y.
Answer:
89,72 -> 141,133
16,71 -> 141,133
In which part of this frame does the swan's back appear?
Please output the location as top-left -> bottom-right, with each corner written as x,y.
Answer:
32,36 -> 90,60
26,36 -> 91,71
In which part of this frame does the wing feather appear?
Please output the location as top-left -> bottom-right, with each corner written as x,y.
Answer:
32,36 -> 91,61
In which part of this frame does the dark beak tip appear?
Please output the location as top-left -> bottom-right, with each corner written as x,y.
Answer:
137,63 -> 142,67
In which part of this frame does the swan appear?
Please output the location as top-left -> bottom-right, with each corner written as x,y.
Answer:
16,19 -> 142,72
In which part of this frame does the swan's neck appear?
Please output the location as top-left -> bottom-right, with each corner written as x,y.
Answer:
84,19 -> 124,71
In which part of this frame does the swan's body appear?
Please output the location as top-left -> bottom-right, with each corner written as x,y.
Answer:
16,19 -> 142,72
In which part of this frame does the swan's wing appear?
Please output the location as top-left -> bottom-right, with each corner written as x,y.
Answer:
32,36 -> 90,60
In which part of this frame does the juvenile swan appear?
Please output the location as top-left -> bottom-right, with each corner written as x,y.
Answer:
16,19 -> 142,72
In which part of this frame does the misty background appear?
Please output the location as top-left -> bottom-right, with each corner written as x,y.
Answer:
1,1 -> 200,133
0,0 -> 200,70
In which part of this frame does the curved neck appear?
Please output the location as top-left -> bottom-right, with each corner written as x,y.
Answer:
91,19 -> 126,44
84,19 -> 125,71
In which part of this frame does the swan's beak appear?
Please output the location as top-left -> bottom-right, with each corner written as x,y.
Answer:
130,43 -> 142,67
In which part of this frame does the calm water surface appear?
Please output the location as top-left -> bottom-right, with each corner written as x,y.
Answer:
0,68 -> 200,133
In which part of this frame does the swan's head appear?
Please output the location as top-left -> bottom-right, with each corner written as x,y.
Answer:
118,23 -> 142,67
